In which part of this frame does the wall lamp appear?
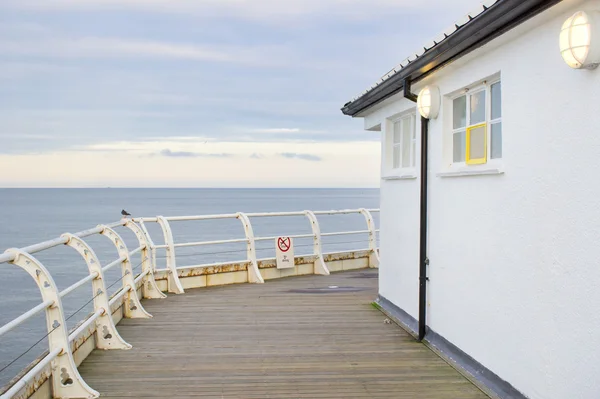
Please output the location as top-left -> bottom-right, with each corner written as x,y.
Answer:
417,86 -> 440,119
560,11 -> 600,69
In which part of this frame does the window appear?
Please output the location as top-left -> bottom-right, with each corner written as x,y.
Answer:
391,113 -> 416,169
451,81 -> 501,165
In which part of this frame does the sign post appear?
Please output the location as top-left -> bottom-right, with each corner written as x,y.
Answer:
276,237 -> 294,269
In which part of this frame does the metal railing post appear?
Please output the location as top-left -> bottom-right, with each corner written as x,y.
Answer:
4,249 -> 100,399
236,212 -> 264,284
61,233 -> 132,350
124,220 -> 167,299
156,216 -> 185,294
304,211 -> 330,275
359,208 -> 380,268
138,220 -> 158,272
99,225 -> 152,318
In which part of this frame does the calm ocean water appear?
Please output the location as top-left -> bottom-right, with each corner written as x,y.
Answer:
0,188 -> 379,386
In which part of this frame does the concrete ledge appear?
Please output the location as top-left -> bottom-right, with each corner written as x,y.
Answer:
155,250 -> 373,290
376,295 -> 527,399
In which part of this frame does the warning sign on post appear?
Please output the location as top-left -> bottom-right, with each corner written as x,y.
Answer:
276,237 -> 295,269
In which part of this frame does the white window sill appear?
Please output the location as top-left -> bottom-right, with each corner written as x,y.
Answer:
382,170 -> 418,180
436,163 -> 504,178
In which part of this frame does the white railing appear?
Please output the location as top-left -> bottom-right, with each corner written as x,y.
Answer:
0,208 -> 379,399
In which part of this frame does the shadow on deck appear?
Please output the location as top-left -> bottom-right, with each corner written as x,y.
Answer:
79,270 -> 488,398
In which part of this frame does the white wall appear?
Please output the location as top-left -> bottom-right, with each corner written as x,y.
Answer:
369,1 -> 600,398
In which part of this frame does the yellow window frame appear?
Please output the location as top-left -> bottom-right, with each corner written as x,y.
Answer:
466,123 -> 487,165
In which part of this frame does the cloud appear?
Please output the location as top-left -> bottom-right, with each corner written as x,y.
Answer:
2,0 -> 477,21
249,128 -> 300,134
280,153 -> 322,162
0,37 -> 239,62
250,153 -> 265,159
158,149 -> 232,158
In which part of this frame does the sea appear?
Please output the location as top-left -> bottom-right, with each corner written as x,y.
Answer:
0,188 -> 379,387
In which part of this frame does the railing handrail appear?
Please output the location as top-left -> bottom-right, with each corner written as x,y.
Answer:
0,207 -> 379,399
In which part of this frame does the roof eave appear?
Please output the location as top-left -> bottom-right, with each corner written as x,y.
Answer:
341,0 -> 562,117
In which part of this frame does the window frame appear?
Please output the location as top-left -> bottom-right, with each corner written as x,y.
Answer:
389,112 -> 416,171
450,79 -> 501,166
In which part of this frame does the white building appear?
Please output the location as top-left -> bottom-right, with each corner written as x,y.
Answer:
342,1 -> 600,398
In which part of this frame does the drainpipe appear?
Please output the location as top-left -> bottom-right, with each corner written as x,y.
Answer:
403,79 -> 429,342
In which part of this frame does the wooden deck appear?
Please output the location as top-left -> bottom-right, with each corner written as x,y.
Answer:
79,270 -> 488,398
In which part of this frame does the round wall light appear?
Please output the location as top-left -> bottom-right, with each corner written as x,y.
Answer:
559,11 -> 600,69
417,86 -> 440,119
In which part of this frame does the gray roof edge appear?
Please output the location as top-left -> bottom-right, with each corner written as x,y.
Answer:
341,0 -> 562,117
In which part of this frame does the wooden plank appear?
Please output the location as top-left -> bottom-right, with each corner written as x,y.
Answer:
79,270 -> 488,398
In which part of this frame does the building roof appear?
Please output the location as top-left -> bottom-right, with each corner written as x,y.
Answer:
341,0 -> 562,117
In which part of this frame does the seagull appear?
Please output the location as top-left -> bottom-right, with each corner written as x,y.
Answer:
121,209 -> 132,218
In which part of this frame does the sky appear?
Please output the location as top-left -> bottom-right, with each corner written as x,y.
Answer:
0,0 -> 477,187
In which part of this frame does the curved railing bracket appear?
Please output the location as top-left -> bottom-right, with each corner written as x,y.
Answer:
99,225 -> 152,318
237,212 -> 264,284
5,249 -> 100,399
61,234 -> 132,350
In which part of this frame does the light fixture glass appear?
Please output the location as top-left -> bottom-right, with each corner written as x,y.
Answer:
560,11 -> 600,69
417,86 -> 440,119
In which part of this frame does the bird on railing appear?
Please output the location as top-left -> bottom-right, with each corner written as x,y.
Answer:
121,209 -> 132,218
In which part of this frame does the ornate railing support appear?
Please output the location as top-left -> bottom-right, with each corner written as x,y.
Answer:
125,220 -> 166,299
359,208 -> 380,268
61,234 -> 132,350
236,212 -> 264,284
99,225 -> 152,318
5,249 -> 100,399
156,216 -> 185,294
304,211 -> 330,275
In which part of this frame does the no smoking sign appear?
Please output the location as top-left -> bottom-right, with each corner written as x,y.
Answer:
275,236 -> 295,269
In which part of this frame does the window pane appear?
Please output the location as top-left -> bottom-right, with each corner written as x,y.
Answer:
491,82 -> 501,120
453,130 -> 465,163
468,125 -> 486,160
470,90 -> 486,124
453,96 -> 466,129
393,121 -> 401,144
412,141 -> 416,167
393,145 -> 400,169
402,128 -> 411,168
401,115 -> 412,138
491,122 -> 502,159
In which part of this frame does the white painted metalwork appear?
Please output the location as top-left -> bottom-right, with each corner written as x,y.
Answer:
0,208 -> 379,399
128,245 -> 143,257
245,211 -> 306,217
359,208 -> 380,268
68,309 -> 103,344
254,233 -> 314,242
312,209 -> 362,215
164,213 -> 238,221
108,286 -> 132,308
102,255 -> 127,273
59,271 -> 99,298
320,230 -> 371,237
236,212 -> 264,284
304,210 -> 329,275
133,269 -> 150,284
173,238 -> 248,248
3,249 -> 100,399
0,299 -> 54,338
156,216 -> 185,294
61,233 -> 131,350
124,220 -> 166,299
99,225 -> 152,319
0,347 -> 62,399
